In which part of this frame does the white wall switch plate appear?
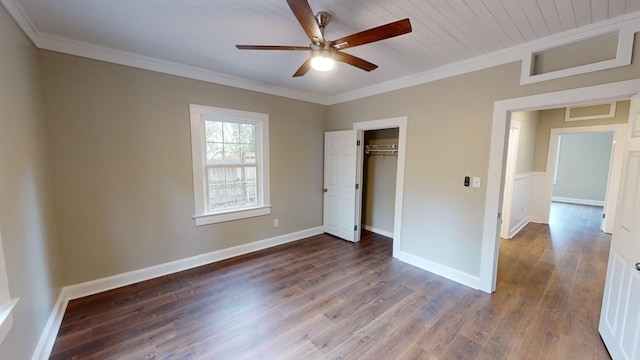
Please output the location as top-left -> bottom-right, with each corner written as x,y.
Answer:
472,177 -> 481,188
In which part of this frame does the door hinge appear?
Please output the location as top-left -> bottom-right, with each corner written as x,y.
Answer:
355,183 -> 359,190
602,213 -> 606,219
357,140 -> 361,146
354,225 -> 358,231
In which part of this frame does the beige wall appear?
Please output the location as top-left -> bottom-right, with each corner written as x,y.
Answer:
39,51 -> 326,285
510,111 -> 539,175
327,35 -> 640,276
553,132 -> 614,201
4,9 -> 640,356
362,129 -> 399,234
533,100 -> 630,172
0,8 -> 63,360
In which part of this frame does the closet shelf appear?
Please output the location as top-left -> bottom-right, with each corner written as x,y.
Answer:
365,144 -> 398,156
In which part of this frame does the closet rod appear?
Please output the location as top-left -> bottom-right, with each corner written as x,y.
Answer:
365,144 -> 399,155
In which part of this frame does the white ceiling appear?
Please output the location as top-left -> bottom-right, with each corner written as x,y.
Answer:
4,0 -> 640,103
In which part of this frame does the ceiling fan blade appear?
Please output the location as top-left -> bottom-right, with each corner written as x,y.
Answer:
286,0 -> 324,44
334,51 -> 378,72
332,18 -> 412,50
293,58 -> 312,77
236,45 -> 311,51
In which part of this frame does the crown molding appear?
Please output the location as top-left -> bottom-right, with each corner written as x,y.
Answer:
1,0 -> 40,46
0,0 -> 329,105
327,11 -> 640,105
35,33 -> 329,105
3,0 -> 640,107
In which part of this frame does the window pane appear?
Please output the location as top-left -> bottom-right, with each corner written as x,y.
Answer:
239,123 -> 255,145
205,165 -> 259,209
191,105 -> 269,220
207,167 -> 226,210
245,166 -> 256,184
242,144 -> 255,164
224,143 -> 241,163
223,122 -> 239,143
206,143 -> 223,164
205,120 -> 223,142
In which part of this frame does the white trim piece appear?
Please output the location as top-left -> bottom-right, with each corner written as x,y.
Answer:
509,218 -> 530,239
194,206 -> 272,226
520,27 -> 635,85
0,298 -> 18,345
396,250 -> 481,290
3,0 -> 640,106
38,33 -> 328,105
0,0 -> 40,46
328,13 -> 640,105
0,226 -> 17,345
30,292 -> 67,360
551,197 -> 605,206
565,101 -> 617,122
481,78 -> 640,294
63,226 -> 323,301
544,124 -> 628,230
501,122 -> 521,239
189,104 -> 271,225
553,136 -> 562,184
504,172 -> 533,239
353,117 -> 407,259
514,172 -> 534,181
362,225 -> 394,238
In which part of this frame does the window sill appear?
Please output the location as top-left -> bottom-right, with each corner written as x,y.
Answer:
0,298 -> 19,344
193,205 -> 271,226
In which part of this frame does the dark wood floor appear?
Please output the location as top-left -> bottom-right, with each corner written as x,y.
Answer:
50,203 -> 611,359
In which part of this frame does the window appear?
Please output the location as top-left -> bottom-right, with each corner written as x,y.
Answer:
190,105 -> 270,225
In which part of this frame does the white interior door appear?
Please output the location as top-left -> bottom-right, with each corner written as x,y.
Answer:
599,93 -> 640,359
323,130 -> 358,242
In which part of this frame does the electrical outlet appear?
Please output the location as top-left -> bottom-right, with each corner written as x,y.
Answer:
274,219 -> 279,227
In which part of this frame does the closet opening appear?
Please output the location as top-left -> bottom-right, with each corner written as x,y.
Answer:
360,128 -> 399,239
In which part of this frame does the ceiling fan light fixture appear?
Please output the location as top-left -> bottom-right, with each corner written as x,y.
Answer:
310,51 -> 335,72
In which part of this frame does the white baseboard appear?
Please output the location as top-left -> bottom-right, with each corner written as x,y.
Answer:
508,218 -> 530,238
362,225 -> 393,238
395,250 -> 482,292
528,216 -> 547,224
551,196 -> 604,206
30,226 -> 323,360
30,290 -> 68,360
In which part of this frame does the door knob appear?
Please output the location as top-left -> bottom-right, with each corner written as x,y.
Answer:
323,188 -> 328,193
636,263 -> 640,271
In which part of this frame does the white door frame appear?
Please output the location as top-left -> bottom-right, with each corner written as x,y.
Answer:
481,78 -> 640,293
501,121 -> 521,239
353,117 -> 407,257
543,124 -> 628,234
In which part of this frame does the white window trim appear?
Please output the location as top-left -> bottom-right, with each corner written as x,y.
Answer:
0,227 -> 18,345
189,104 -> 271,225
520,26 -> 634,85
564,101 -> 617,122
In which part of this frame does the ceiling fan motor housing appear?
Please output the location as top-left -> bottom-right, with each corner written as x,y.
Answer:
315,11 -> 332,29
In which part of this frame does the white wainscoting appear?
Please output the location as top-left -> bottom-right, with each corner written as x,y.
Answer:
506,172 -> 548,238
507,173 -> 532,238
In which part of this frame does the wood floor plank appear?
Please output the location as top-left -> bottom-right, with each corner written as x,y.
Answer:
50,203 -> 612,359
